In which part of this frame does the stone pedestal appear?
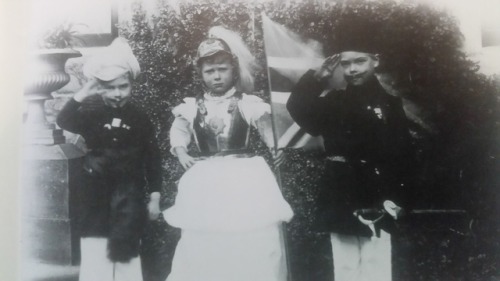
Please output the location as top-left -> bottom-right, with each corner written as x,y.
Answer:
21,49 -> 84,269
21,143 -> 84,266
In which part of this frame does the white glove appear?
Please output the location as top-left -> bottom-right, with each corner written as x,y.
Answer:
383,200 -> 403,220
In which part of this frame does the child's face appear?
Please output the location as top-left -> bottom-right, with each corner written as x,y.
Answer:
200,54 -> 235,95
99,74 -> 132,108
339,51 -> 379,86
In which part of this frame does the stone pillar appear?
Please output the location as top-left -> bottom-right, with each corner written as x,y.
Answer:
21,49 -> 84,267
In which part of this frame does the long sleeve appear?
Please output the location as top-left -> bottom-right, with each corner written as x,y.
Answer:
286,69 -> 330,136
56,98 -> 86,134
255,113 -> 276,149
384,97 -> 415,209
169,116 -> 193,155
144,119 -> 162,194
169,99 -> 197,155
238,94 -> 275,149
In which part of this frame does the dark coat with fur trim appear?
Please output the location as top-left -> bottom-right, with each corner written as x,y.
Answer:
287,70 -> 413,237
57,96 -> 162,262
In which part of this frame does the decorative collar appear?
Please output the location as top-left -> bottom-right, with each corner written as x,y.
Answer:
204,87 -> 236,102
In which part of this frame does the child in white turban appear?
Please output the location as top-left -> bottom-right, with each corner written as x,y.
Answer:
57,37 -> 161,281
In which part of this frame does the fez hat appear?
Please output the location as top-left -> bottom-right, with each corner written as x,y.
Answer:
334,17 -> 382,54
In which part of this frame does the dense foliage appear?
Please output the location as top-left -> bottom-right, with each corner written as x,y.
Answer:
116,0 -> 499,280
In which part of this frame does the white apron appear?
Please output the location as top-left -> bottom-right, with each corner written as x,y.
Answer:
165,90 -> 293,281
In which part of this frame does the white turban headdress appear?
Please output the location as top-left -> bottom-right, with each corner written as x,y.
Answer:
83,37 -> 141,81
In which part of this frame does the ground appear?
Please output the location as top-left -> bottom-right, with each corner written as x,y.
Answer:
140,215 -> 499,281
140,148 -> 499,281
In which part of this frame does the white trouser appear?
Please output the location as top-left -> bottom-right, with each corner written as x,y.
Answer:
330,231 -> 392,281
79,237 -> 143,281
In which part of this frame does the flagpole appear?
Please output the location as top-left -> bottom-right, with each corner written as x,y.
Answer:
260,11 -> 294,281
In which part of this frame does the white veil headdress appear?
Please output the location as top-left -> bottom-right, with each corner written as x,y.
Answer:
208,26 -> 258,94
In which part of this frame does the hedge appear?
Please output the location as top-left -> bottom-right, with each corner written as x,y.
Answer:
114,1 -> 499,280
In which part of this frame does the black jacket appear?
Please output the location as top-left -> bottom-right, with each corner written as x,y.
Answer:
57,96 -> 162,261
287,70 -> 413,236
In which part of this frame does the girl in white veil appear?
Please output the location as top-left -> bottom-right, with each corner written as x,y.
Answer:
163,26 -> 293,281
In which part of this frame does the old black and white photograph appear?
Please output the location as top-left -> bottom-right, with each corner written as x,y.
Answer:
2,0 -> 499,280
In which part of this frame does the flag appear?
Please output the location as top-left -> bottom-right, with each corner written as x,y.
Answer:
262,13 -> 344,150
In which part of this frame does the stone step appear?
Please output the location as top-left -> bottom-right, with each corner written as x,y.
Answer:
21,261 -> 79,281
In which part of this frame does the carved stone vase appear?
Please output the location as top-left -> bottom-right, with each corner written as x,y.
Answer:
24,49 -> 81,144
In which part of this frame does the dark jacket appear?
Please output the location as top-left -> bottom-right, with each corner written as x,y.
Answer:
57,96 -> 162,262
287,70 -> 413,236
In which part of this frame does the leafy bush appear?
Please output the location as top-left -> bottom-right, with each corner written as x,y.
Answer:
118,1 -> 499,280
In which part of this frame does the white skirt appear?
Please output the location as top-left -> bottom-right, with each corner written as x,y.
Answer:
163,156 -> 293,281
167,224 -> 288,281
163,156 -> 293,232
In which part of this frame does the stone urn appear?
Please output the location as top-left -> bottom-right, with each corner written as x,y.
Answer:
24,48 -> 82,144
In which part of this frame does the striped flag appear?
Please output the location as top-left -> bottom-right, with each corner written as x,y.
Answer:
262,13 -> 344,150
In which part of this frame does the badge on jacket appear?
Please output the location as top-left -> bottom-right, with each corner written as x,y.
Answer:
367,106 -> 383,120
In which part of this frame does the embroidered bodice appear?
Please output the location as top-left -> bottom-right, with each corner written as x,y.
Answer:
170,88 -> 274,156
